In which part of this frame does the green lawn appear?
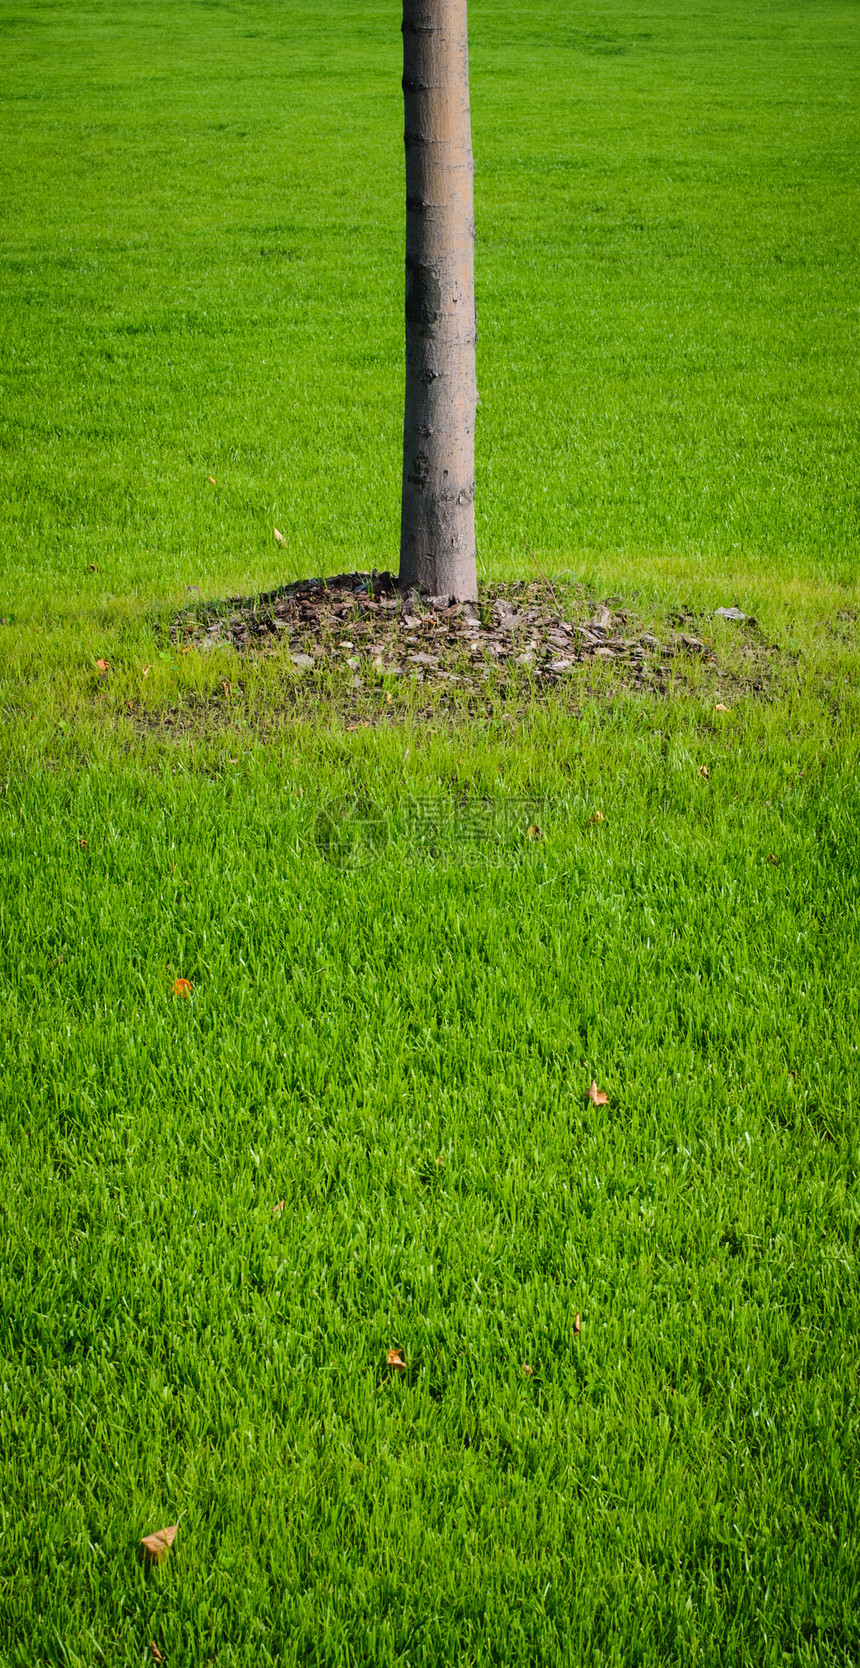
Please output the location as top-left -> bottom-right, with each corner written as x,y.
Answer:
1,1 -> 859,1664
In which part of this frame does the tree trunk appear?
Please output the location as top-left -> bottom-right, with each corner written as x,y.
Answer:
399,0 -> 478,601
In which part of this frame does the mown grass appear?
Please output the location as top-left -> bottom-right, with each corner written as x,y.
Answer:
0,0 -> 858,621
1,0 -> 859,1664
3,695 -> 860,1665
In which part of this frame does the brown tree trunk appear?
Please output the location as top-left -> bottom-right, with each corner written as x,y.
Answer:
399,0 -> 478,602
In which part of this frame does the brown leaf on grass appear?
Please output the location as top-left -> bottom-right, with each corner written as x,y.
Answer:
526,824 -> 543,840
766,853 -> 779,865
140,1524 -> 177,1565
220,680 -> 232,697
77,837 -> 88,850
88,564 -> 99,572
715,702 -> 729,712
208,475 -> 216,486
588,1081 -> 609,1106
142,665 -> 151,678
95,658 -> 110,674
589,811 -> 605,824
273,526 -> 287,546
150,1645 -> 164,1665
574,1313 -> 581,1337
172,978 -> 192,997
697,764 -> 709,779
387,1349 -> 406,1372
521,1363 -> 534,1376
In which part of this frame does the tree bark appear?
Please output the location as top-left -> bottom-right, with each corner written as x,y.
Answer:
399,0 -> 478,601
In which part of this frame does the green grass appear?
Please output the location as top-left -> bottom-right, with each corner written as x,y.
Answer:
4,703 -> 860,1665
1,1 -> 860,1663
0,0 -> 858,619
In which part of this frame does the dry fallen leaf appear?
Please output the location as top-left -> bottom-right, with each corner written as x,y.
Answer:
150,1645 -> 164,1665
172,978 -> 192,997
208,475 -> 216,486
526,824 -> 543,840
273,526 -> 287,546
766,853 -> 779,865
715,702 -> 729,712
220,680 -> 232,697
385,691 -> 393,704
88,564 -> 99,572
697,764 -> 709,779
142,664 -> 151,678
180,645 -> 190,656
77,836 -> 88,850
589,811 -> 605,825
521,1363 -> 534,1377
387,1349 -> 406,1373
588,1081 -> 609,1106
140,1524 -> 178,1565
95,658 -> 110,674
574,1313 -> 581,1337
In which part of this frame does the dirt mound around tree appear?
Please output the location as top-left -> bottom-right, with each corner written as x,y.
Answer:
170,571 -> 760,698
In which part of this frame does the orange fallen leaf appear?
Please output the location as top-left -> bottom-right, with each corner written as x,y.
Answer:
521,1362 -> 534,1376
574,1313 -> 581,1337
387,1349 -> 406,1373
140,1524 -> 177,1565
589,811 -> 605,824
526,824 -> 543,840
208,475 -> 216,485
273,526 -> 287,546
697,764 -> 709,779
150,1645 -> 164,1665
77,836 -> 88,850
766,853 -> 779,865
172,978 -> 192,997
95,658 -> 110,674
588,1081 -> 609,1106
180,645 -> 190,655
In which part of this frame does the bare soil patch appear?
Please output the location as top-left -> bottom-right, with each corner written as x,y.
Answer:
166,572 -> 774,715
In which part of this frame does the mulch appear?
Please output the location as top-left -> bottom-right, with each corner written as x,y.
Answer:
170,570 -> 755,698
